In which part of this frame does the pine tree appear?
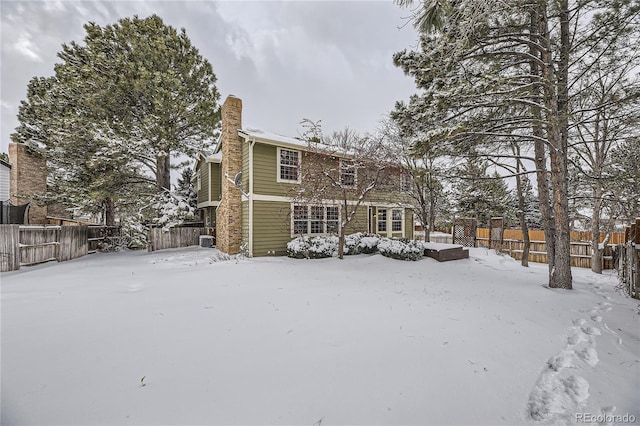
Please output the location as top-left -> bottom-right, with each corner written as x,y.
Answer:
176,168 -> 197,211
11,14 -> 221,225
452,158 -> 515,228
394,0 -> 638,289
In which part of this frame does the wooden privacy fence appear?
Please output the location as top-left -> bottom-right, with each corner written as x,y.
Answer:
0,225 -> 125,272
476,227 -> 626,270
87,226 -> 123,253
616,219 -> 640,299
617,243 -> 639,299
0,225 -> 89,272
147,227 -> 207,252
477,228 -> 627,245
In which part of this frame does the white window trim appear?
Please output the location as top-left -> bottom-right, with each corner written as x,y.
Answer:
375,208 -> 405,237
277,147 -> 301,184
196,169 -> 202,191
340,159 -> 357,188
290,204 -> 341,237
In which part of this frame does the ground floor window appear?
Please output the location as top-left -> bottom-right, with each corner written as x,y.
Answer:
293,205 -> 308,234
377,209 -> 387,232
373,207 -> 404,235
391,209 -> 403,232
292,204 -> 340,236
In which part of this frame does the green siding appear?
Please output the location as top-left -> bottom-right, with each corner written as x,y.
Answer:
406,210 -> 414,239
238,139 -> 419,256
251,143 -> 299,197
210,163 -> 221,202
242,200 -> 249,250
344,206 -> 369,234
247,141 -> 413,207
251,201 -> 293,256
242,140 -> 249,191
196,160 -> 209,204
247,200 -> 414,257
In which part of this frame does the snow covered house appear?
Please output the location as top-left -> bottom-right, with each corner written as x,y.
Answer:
194,95 -> 414,257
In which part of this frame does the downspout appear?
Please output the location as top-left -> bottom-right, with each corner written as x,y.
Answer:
209,161 -> 214,227
248,138 -> 256,257
208,162 -> 212,203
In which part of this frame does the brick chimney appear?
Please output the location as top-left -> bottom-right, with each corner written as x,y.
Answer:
9,143 -> 48,224
216,95 -> 243,254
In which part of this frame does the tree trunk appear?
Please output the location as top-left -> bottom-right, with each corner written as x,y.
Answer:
338,229 -> 345,259
104,197 -> 116,226
514,153 -> 529,267
429,185 -> 437,233
548,0 -> 573,289
156,154 -> 171,192
591,184 -> 603,273
549,141 -> 573,289
537,0 -> 572,289
530,5 -> 556,282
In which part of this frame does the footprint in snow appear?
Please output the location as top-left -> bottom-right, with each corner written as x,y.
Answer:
527,315 -> 601,422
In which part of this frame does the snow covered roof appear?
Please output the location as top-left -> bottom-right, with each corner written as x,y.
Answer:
205,152 -> 222,163
238,128 -> 307,149
192,149 -> 222,173
238,127 -> 354,158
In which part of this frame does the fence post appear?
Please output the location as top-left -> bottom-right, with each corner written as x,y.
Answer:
490,217 -> 504,251
148,228 -> 153,252
0,225 -> 20,271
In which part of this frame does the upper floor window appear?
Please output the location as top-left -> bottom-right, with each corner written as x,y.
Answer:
340,159 -> 356,187
400,171 -> 413,192
196,169 -> 202,191
278,148 -> 300,183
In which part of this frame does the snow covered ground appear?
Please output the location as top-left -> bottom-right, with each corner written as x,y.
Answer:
1,247 -> 638,425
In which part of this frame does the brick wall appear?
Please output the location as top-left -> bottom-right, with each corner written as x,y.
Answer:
216,96 -> 243,254
9,143 -> 47,224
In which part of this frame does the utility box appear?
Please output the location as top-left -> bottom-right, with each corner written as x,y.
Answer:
199,235 -> 214,248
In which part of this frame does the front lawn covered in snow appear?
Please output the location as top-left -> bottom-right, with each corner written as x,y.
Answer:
1,247 -> 638,425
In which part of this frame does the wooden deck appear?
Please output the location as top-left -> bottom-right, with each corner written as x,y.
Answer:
423,242 -> 469,262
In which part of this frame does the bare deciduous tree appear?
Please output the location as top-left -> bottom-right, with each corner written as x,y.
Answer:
293,120 -> 398,258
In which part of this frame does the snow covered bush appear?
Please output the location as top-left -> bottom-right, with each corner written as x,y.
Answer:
344,232 -> 381,255
287,237 -> 310,259
377,238 -> 424,261
287,236 -> 338,259
151,189 -> 196,230
344,232 -> 365,255
359,234 -> 382,254
309,236 -> 338,258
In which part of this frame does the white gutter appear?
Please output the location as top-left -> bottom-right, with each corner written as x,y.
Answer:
248,137 -> 256,257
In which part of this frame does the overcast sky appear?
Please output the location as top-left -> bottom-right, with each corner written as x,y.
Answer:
0,0 -> 420,156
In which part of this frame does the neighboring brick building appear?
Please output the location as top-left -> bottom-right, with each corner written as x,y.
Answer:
9,143 -> 48,224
